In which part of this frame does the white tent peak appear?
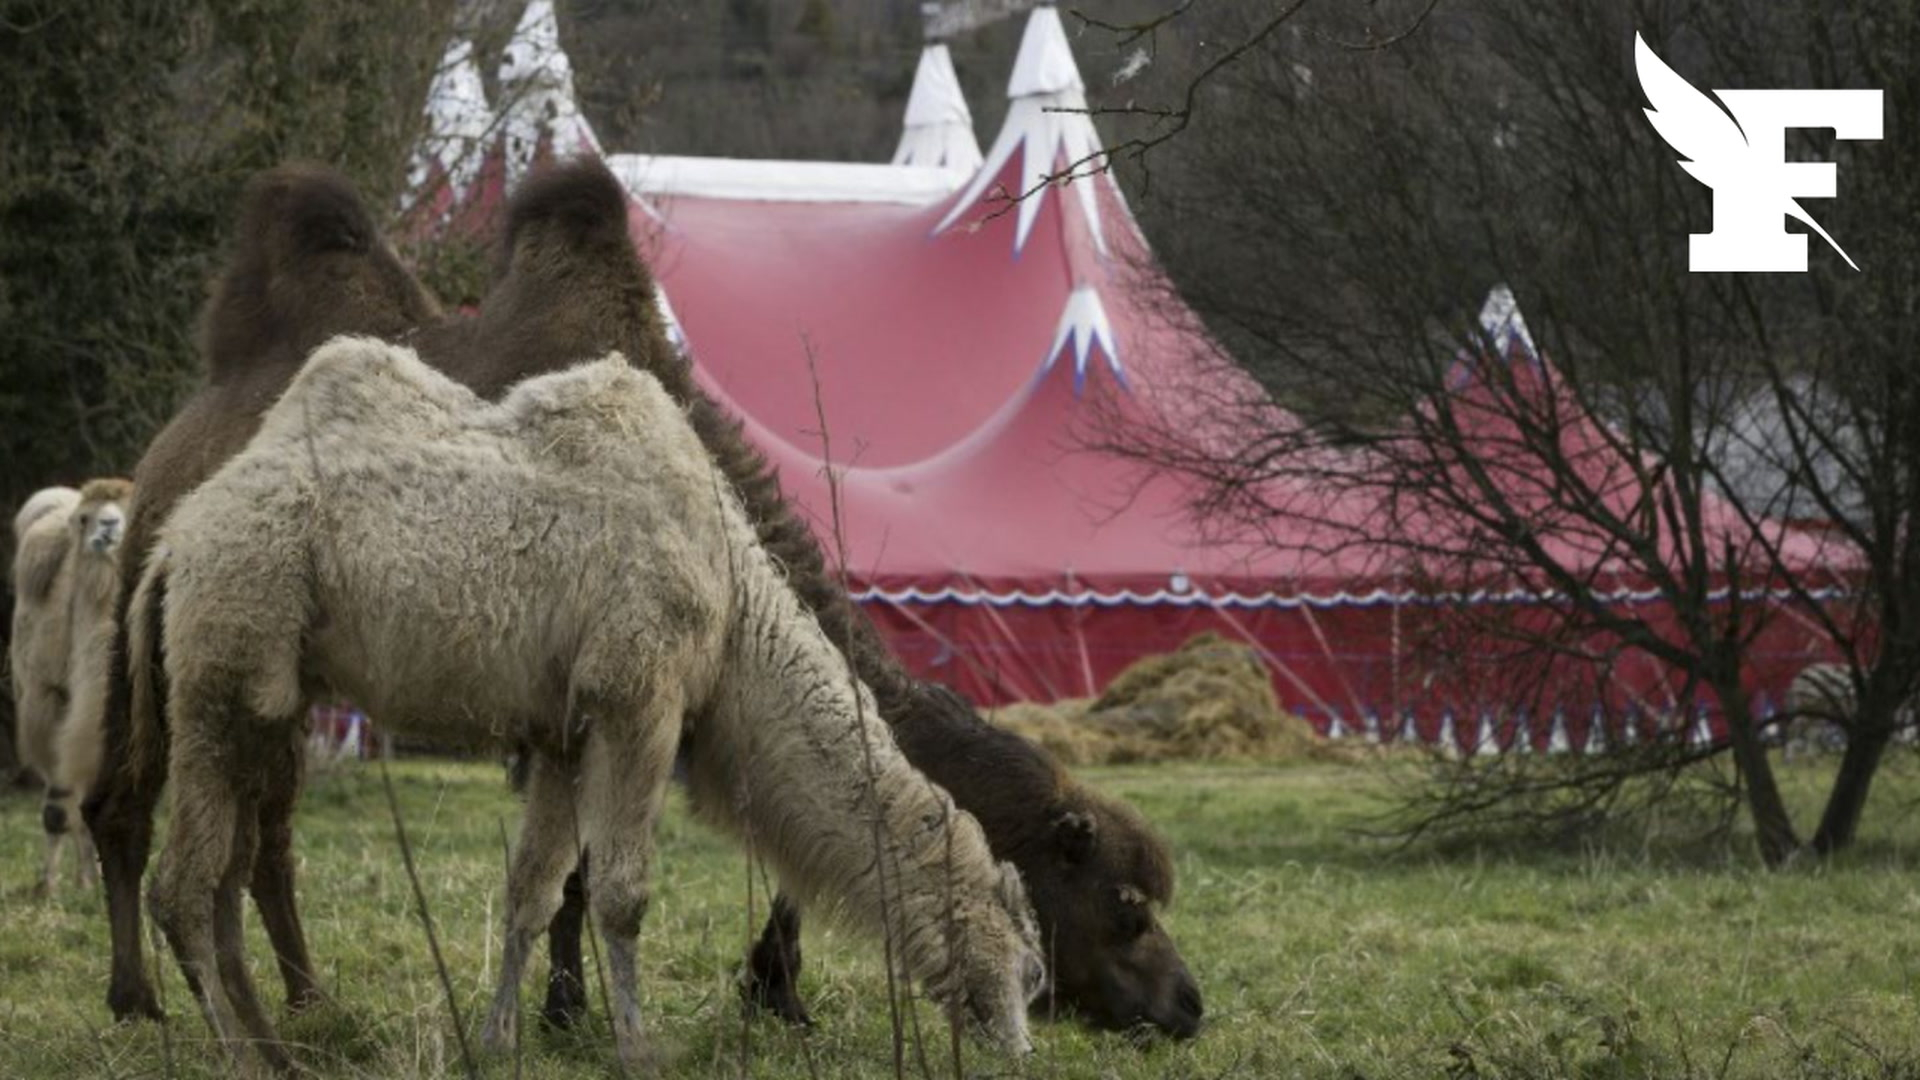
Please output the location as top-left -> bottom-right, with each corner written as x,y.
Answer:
1478,283 -> 1536,358
499,0 -> 602,187
894,44 -> 983,171
934,3 -> 1110,256
1007,5 -> 1083,97
407,37 -> 495,207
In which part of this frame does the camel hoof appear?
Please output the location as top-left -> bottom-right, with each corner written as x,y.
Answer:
739,970 -> 813,1029
107,983 -> 165,1024
480,1011 -> 517,1056
540,975 -> 589,1031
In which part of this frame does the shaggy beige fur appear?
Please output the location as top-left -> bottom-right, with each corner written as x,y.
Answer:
137,338 -> 1042,1070
10,480 -> 131,893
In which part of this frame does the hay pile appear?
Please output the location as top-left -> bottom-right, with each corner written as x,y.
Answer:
990,632 -> 1353,765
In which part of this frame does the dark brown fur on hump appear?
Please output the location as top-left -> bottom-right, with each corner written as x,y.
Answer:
127,163 -> 443,573
199,163 -> 442,386
413,159 -> 677,399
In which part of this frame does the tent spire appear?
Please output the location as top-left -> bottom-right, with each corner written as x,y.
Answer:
406,37 -> 496,218
1477,283 -> 1537,359
892,44 -> 983,171
934,3 -> 1109,255
499,0 -> 603,188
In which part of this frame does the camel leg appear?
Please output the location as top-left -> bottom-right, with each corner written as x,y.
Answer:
212,805 -> 296,1074
741,893 -> 812,1026
86,650 -> 168,1022
148,743 -> 258,1068
73,825 -> 99,890
250,735 -> 323,1011
36,788 -> 68,897
482,753 -> 585,1056
580,697 -> 681,1070
541,858 -> 591,1030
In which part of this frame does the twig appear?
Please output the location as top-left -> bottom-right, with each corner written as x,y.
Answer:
497,819 -> 521,1080
377,759 -> 479,1080
802,334 -> 910,1079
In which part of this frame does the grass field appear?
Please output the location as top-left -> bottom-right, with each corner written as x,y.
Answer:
1,756 -> 1916,1078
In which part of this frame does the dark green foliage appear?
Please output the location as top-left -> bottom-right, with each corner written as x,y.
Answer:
0,0 -> 455,756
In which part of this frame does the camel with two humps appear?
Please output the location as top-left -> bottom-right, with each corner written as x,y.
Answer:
133,339 -> 1044,1071
10,479 -> 132,894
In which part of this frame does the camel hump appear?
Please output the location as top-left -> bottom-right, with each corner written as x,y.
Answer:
495,355 -> 684,458
13,486 -> 78,543
242,162 -> 383,263
10,495 -> 76,604
501,157 -> 633,262
276,336 -> 477,440
200,164 -> 440,382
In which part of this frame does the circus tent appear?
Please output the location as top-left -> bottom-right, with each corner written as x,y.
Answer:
406,2 -> 1850,747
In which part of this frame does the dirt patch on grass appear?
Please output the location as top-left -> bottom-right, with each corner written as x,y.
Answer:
989,632 -> 1363,765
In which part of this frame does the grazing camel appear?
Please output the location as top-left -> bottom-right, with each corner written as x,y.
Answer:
495,162 -> 1204,1040
135,340 -> 1044,1071
10,480 -> 131,893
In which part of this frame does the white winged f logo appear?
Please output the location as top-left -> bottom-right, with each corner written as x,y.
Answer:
1635,33 -> 1882,272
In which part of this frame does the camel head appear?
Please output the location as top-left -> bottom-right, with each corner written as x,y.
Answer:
72,478 -> 133,558
951,859 -> 1045,1056
1026,789 -> 1204,1040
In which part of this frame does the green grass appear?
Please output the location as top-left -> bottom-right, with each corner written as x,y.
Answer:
1,756 -> 1916,1078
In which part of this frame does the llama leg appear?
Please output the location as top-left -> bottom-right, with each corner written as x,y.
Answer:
541,858 -> 590,1029
482,753 -> 583,1055
741,893 -> 811,1026
581,701 -> 681,1070
250,735 -> 323,1011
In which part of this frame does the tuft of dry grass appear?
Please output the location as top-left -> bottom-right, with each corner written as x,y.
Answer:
991,633 -> 1359,766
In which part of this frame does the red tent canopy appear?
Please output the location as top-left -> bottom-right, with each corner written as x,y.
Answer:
408,4 -> 1853,748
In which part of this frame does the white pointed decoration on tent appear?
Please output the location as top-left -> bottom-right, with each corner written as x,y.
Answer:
1690,708 -> 1715,748
1042,286 -> 1125,392
1326,712 -> 1348,739
499,0 -> 603,188
1472,711 -> 1500,757
1547,710 -> 1571,753
1437,711 -> 1459,755
893,44 -> 984,172
1361,711 -> 1382,743
1512,712 -> 1532,755
934,4 -> 1109,256
1478,283 -> 1537,358
1584,707 -> 1609,755
407,38 -> 496,210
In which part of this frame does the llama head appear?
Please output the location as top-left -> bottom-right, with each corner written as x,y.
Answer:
72,478 -> 133,557
949,859 -> 1043,1056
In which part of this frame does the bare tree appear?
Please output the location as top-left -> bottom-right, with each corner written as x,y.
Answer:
1115,0 -> 1919,864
